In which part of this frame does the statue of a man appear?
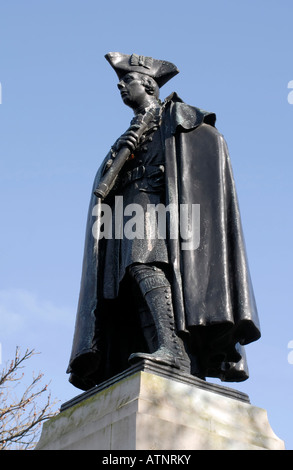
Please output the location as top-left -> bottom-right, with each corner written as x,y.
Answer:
67,53 -> 261,391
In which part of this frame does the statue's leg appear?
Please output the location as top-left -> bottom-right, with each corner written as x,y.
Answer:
128,263 -> 190,371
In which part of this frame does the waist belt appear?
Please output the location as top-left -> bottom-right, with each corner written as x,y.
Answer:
121,164 -> 164,188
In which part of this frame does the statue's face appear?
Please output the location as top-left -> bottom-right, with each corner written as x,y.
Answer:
117,72 -> 148,109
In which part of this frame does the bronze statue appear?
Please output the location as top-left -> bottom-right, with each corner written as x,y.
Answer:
67,53 -> 261,391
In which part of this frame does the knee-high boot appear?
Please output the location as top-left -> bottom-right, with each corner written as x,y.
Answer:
128,264 -> 190,371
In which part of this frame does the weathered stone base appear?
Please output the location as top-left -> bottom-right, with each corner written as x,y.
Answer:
36,361 -> 285,450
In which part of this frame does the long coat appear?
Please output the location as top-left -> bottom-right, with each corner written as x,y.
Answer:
67,93 -> 261,390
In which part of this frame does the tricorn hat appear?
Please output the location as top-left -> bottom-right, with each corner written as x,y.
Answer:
105,52 -> 179,88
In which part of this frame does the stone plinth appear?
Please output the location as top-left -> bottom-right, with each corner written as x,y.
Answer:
36,361 -> 285,450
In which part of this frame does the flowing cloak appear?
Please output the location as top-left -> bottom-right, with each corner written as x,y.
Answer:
67,93 -> 261,391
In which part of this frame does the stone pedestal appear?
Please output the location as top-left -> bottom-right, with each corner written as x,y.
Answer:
36,361 -> 285,450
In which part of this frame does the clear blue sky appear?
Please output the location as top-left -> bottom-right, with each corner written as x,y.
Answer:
0,0 -> 292,449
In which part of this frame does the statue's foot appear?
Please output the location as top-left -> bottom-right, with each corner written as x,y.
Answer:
128,350 -> 180,369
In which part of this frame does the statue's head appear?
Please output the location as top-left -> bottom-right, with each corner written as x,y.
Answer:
117,72 -> 160,110
105,52 -> 179,111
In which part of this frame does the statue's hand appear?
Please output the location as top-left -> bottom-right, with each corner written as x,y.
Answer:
114,125 -> 140,152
